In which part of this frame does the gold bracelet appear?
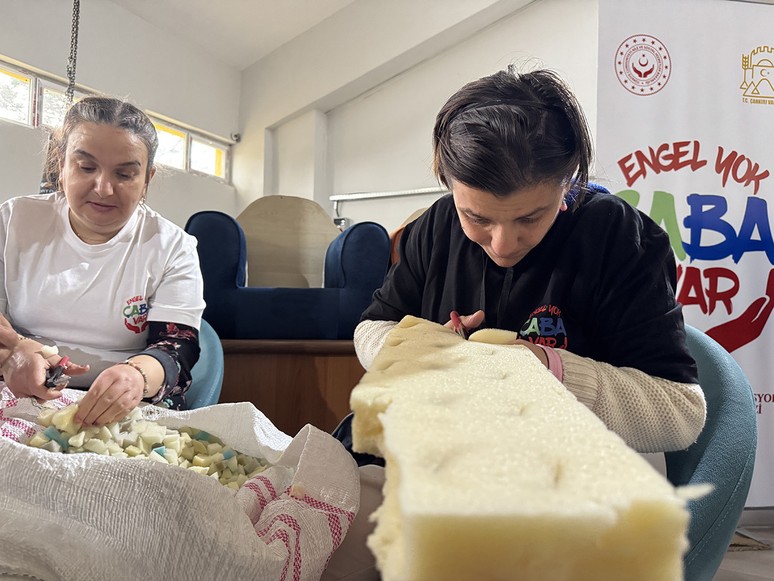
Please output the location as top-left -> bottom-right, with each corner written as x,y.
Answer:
121,359 -> 150,397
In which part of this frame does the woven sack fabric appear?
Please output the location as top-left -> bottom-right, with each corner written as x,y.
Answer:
0,388 -> 360,581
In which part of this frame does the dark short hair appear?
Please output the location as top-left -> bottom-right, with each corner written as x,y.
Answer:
43,96 -> 159,190
433,66 -> 593,205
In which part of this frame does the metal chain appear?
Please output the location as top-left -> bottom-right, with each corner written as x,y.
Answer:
65,0 -> 80,103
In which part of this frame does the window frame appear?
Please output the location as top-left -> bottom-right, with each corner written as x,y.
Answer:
0,55 -> 233,185
189,134 -> 231,182
0,63 -> 34,127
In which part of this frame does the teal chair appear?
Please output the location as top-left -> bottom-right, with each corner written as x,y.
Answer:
665,324 -> 757,581
186,319 -> 224,409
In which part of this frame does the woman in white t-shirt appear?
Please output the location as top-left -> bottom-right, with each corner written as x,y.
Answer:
0,97 -> 205,426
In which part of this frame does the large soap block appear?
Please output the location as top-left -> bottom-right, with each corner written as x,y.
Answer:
350,316 -> 689,581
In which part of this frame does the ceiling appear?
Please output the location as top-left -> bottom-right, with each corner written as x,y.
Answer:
106,0 -> 358,70
104,0 -> 774,72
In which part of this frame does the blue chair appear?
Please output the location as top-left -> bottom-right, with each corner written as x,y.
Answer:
184,211 -> 391,340
186,318 -> 224,409
665,324 -> 757,581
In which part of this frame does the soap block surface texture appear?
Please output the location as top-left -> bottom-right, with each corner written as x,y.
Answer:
350,316 -> 689,581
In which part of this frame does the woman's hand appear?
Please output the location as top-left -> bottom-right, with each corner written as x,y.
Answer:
1,340 -> 89,401
0,314 -> 18,348
444,312 -> 550,369
75,363 -> 146,426
512,339 -> 549,368
444,310 -> 485,336
76,356 -> 163,426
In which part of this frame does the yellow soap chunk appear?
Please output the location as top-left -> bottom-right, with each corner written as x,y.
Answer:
28,432 -> 51,448
124,445 -> 143,457
37,407 -> 57,428
51,405 -> 81,435
351,316 -> 690,581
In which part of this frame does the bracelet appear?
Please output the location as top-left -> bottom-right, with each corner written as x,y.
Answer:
121,359 -> 150,397
534,344 -> 564,383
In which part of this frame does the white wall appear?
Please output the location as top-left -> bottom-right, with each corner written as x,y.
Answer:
274,109 -> 327,200
328,0 -> 599,231
235,0 -> 537,211
0,0 -> 240,137
0,0 -> 240,226
238,0 -> 599,233
0,122 -> 47,196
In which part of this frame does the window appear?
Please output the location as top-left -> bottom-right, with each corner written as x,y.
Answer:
39,81 -> 84,129
0,56 -> 232,184
0,66 -> 31,125
191,138 -> 228,179
154,122 -> 187,170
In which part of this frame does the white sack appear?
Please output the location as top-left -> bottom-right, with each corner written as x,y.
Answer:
0,388 -> 360,581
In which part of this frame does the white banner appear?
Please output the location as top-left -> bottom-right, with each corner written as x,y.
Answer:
596,0 -> 774,506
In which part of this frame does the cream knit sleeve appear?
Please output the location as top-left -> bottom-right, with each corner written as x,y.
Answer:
353,319 -> 397,370
354,319 -> 706,455
557,349 -> 706,454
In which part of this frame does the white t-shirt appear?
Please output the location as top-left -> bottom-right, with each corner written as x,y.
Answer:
0,193 -> 205,385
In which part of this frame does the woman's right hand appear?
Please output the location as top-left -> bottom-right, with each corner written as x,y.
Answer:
444,310 -> 485,335
1,339 -> 89,401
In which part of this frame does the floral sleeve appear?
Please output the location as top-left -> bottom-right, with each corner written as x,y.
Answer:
137,321 -> 200,410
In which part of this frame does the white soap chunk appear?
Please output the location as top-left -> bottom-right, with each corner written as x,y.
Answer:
39,345 -> 59,358
350,316 -> 690,581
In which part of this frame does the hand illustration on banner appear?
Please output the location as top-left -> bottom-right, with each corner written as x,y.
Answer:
706,269 -> 774,353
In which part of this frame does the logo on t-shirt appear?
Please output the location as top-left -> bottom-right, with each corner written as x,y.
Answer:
519,304 -> 567,349
123,295 -> 149,334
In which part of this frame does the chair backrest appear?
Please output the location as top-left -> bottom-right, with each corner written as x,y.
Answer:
185,210 -> 391,340
665,324 -> 757,581
186,318 -> 224,409
185,211 -> 246,338
389,207 -> 427,265
324,221 -> 390,290
236,195 -> 340,288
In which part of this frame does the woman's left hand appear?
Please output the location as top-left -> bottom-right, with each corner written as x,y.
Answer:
512,339 -> 549,368
75,364 -> 145,426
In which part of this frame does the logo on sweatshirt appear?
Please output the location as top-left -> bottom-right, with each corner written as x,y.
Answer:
519,304 -> 567,349
123,295 -> 149,334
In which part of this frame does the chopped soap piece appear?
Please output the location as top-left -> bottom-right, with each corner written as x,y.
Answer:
37,407 -> 57,428
68,431 -> 86,448
51,405 -> 81,434
97,426 -> 113,442
39,345 -> 59,358
148,451 -> 167,463
124,445 -> 143,457
41,440 -> 62,453
28,432 -> 51,448
83,439 -> 108,455
25,404 -> 269,489
163,449 -> 179,465
43,426 -> 69,451
350,316 -> 690,581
